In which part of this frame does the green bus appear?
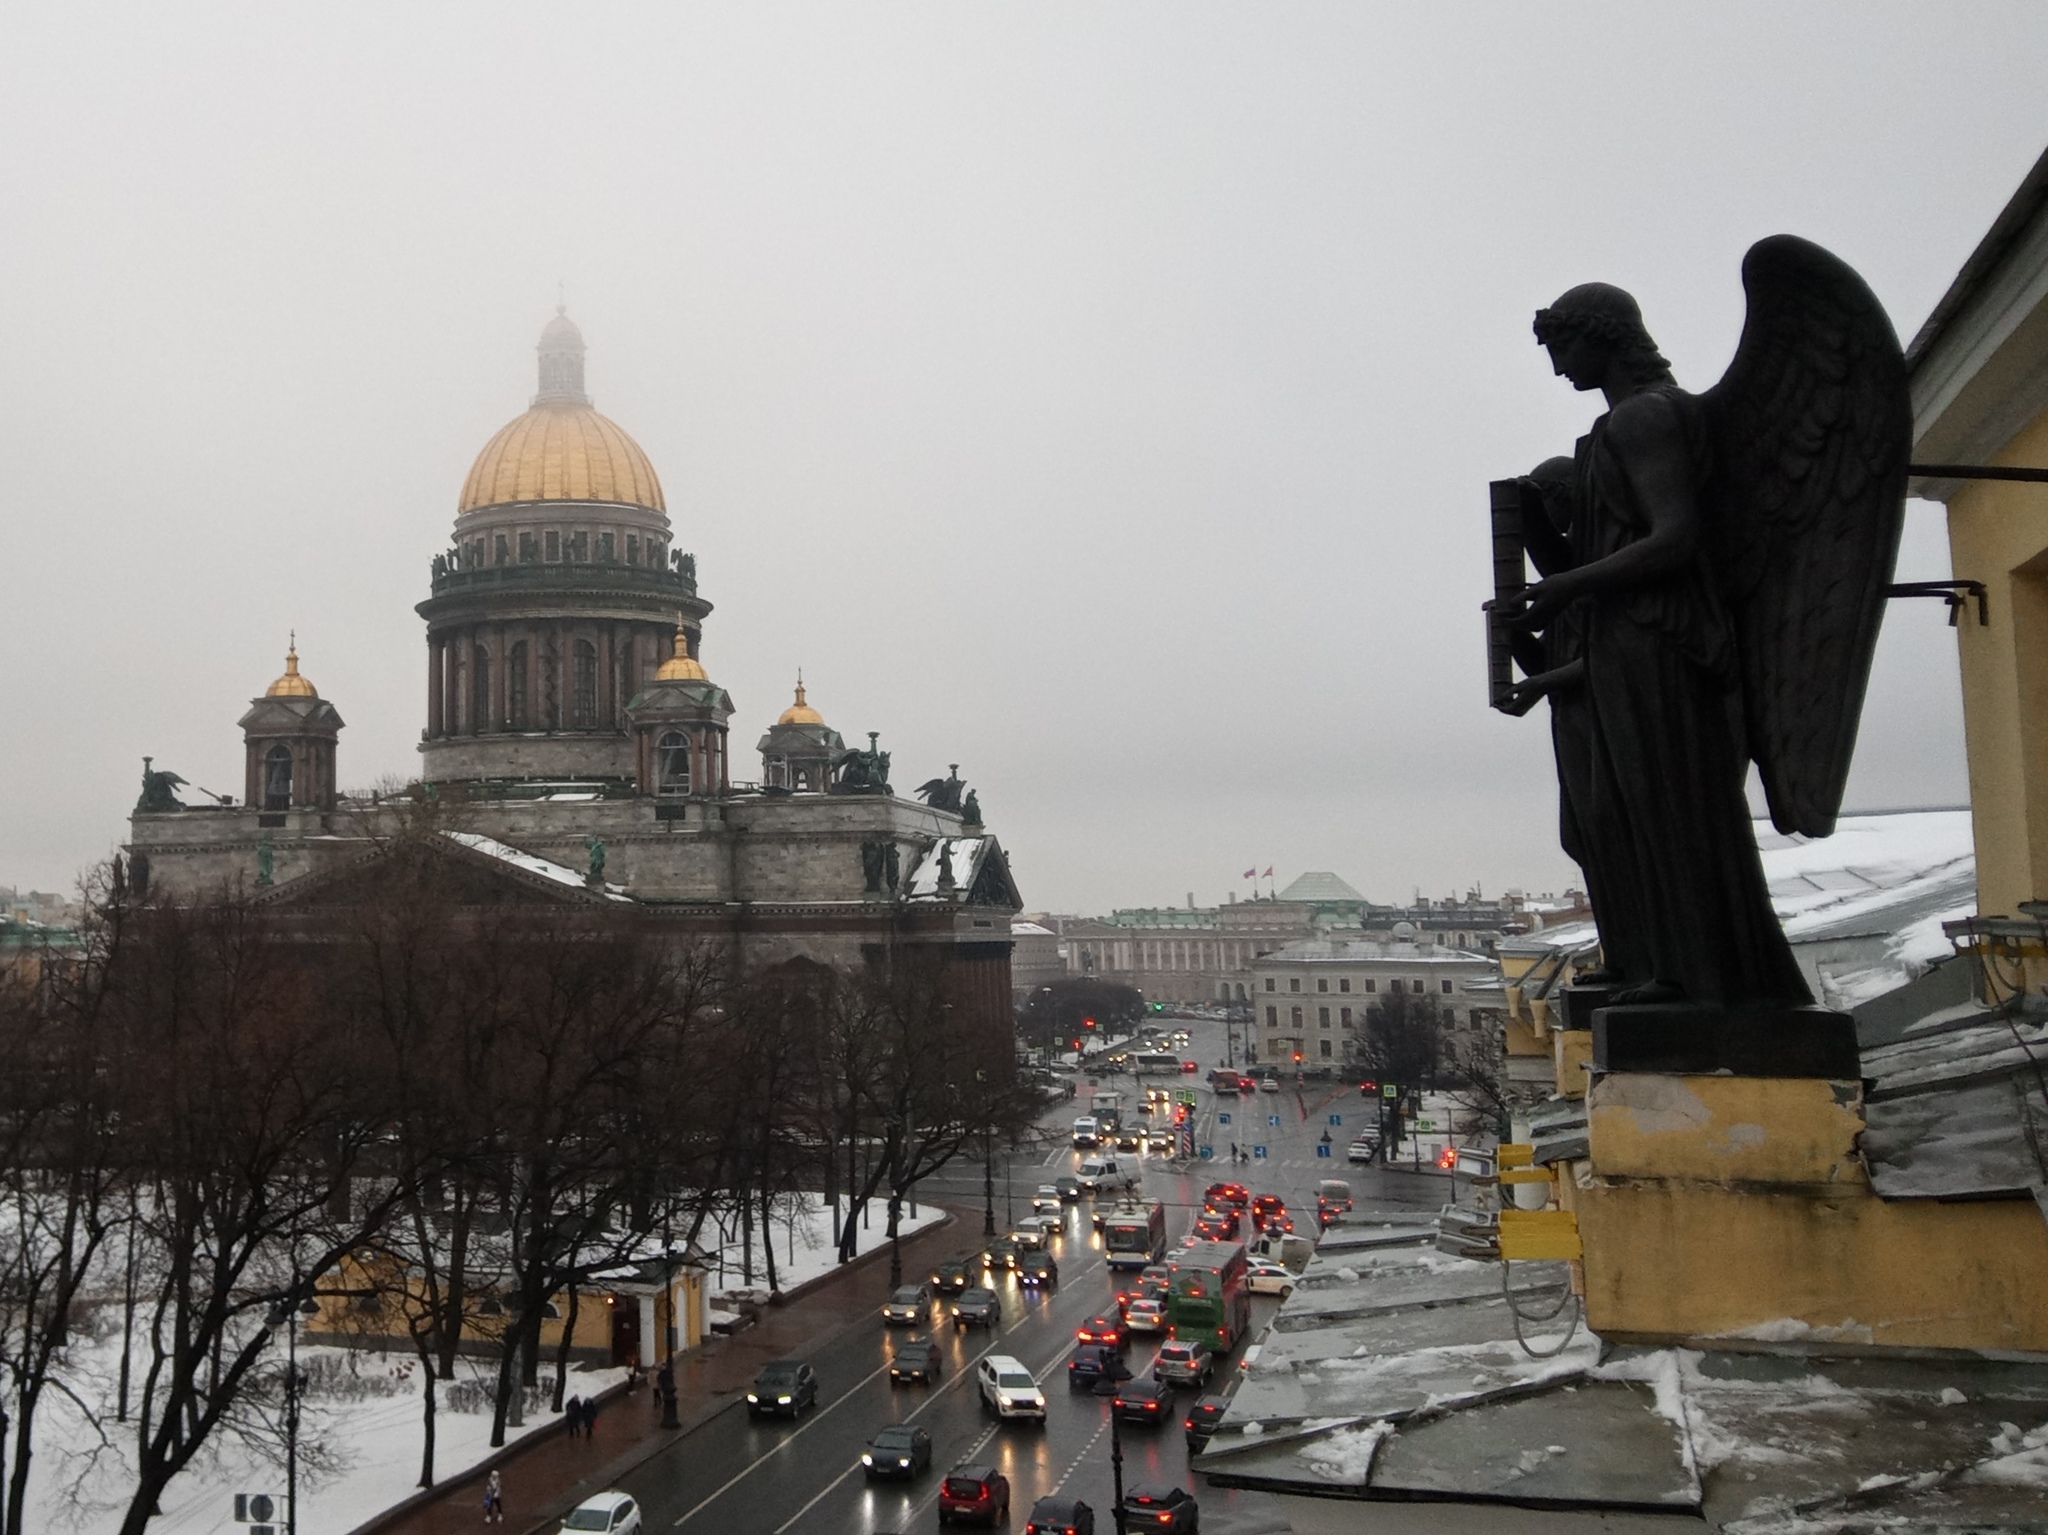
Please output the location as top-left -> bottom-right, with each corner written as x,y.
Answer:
1165,1240 -> 1251,1353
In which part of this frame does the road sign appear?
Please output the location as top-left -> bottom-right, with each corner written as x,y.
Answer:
1316,1143 -> 1332,1158
1217,1112 -> 1231,1125
1328,1114 -> 1342,1126
1177,1088 -> 1197,1105
1199,1145 -> 1213,1160
1383,1083 -> 1399,1099
1252,1145 -> 1268,1160
1267,1113 -> 1281,1127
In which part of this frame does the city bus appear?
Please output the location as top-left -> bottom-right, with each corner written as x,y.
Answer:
1101,1200 -> 1167,1270
1132,1051 -> 1182,1074
1165,1241 -> 1251,1353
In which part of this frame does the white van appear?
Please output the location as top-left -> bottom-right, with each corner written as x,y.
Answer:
1075,1156 -> 1137,1194
976,1354 -> 1046,1421
1071,1116 -> 1100,1148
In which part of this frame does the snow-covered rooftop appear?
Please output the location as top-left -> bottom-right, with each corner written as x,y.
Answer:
440,831 -> 634,902
905,836 -> 985,899
1274,870 -> 1367,904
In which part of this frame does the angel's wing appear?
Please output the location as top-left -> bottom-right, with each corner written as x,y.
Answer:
1701,234 -> 1908,837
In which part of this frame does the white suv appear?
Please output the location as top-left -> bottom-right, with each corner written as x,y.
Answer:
976,1354 -> 1046,1422
559,1491 -> 642,1534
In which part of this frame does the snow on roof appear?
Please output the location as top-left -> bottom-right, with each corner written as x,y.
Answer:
1011,920 -> 1054,936
440,831 -> 634,902
1258,937 -> 1495,965
905,837 -> 985,899
1274,871 -> 1366,903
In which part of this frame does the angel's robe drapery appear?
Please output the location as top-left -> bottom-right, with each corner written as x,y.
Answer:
1547,387 -> 1811,1006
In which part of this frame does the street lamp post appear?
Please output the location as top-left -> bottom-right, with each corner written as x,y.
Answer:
982,1125 -> 996,1239
1091,1358 -> 1134,1534
659,1243 -> 680,1430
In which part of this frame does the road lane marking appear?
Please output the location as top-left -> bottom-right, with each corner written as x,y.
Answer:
903,1421 -> 1001,1523
667,1355 -> 894,1528
771,1460 -> 862,1533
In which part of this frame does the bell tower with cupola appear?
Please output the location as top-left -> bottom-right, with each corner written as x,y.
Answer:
626,619 -> 734,799
238,638 -> 344,813
756,676 -> 844,792
417,310 -> 712,787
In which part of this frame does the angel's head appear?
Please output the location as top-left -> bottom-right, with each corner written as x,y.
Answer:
1534,283 -> 1673,392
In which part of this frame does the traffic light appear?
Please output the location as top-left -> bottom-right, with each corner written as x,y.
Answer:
1292,1051 -> 1303,1063
1083,1016 -> 1097,1029
1150,1002 -> 1165,1012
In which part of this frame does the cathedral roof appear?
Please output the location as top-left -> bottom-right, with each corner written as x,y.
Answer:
457,310 -> 665,514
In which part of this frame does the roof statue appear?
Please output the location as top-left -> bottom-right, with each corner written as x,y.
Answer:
1488,235 -> 1907,1032
915,765 -> 967,814
832,733 -> 891,795
136,756 -> 187,814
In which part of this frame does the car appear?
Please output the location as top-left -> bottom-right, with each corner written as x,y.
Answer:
1067,1343 -> 1119,1390
1019,1250 -> 1058,1286
1124,1296 -> 1166,1333
1347,1137 -> 1380,1164
1119,1484 -> 1200,1531
1316,1178 -> 1354,1210
1076,1156 -> 1137,1194
953,1287 -> 1000,1328
862,1423 -> 933,1479
1009,1222 -> 1049,1252
1247,1259 -> 1296,1296
882,1283 -> 931,1324
1146,1127 -> 1177,1152
930,1258 -> 972,1294
1031,1184 -> 1063,1213
889,1339 -> 942,1385
745,1359 -> 817,1418
939,1465 -> 1011,1526
557,1491 -> 642,1534
1152,1339 -> 1213,1388
1025,1495 -> 1096,1535
1203,1182 -> 1249,1210
983,1238 -> 1020,1271
1112,1376 -> 1171,1425
1183,1393 -> 1231,1452
1115,1128 -> 1143,1152
1076,1313 -> 1129,1350
1192,1211 -> 1239,1242
1055,1175 -> 1084,1201
1260,1077 -> 1280,1093
1250,1193 -> 1285,1223
976,1354 -> 1047,1421
1182,1059 -> 1199,1072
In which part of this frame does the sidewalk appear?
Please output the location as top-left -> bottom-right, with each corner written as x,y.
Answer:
351,1207 -> 980,1535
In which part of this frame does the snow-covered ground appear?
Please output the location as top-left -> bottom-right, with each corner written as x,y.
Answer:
18,1193 -> 944,1535
701,1191 -> 945,1307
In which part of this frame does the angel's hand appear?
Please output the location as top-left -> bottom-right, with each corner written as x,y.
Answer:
1494,678 -> 1550,717
1487,575 -> 1573,629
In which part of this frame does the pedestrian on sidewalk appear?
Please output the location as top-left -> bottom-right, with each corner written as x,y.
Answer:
482,1469 -> 503,1524
585,1396 -> 601,1435
564,1396 -> 583,1438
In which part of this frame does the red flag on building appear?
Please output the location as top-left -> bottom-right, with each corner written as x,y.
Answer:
1243,867 -> 1256,880
1262,867 -> 1274,878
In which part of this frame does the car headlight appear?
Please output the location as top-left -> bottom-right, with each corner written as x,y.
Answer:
898,1456 -> 911,1467
861,1453 -> 873,1465
777,1393 -> 792,1403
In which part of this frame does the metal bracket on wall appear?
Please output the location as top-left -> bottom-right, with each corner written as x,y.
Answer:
1886,579 -> 1988,626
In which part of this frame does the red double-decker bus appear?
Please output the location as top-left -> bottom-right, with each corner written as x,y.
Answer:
1164,1240 -> 1251,1353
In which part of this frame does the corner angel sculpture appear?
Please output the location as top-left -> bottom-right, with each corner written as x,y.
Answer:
1488,235 -> 1908,1009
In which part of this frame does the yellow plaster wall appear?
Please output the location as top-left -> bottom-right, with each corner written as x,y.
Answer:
1552,1030 -> 1592,1100
1586,1074 -> 1864,1186
1946,410 -> 2048,919
1574,1178 -> 2048,1351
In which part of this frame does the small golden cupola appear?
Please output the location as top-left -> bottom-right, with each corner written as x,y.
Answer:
779,675 -> 825,726
265,635 -> 319,698
625,618 -> 732,797
654,619 -> 709,681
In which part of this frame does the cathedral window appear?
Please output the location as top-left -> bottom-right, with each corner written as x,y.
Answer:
508,643 -> 529,728
794,767 -> 812,790
263,745 -> 293,811
545,531 -> 560,562
519,532 -> 537,563
765,755 -> 787,788
569,531 -> 589,563
472,646 -> 491,733
572,641 -> 598,728
626,535 -> 639,566
495,535 -> 509,566
657,731 -> 691,795
597,532 -> 615,563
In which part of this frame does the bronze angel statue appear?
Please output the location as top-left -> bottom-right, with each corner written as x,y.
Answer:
1490,235 -> 1908,1010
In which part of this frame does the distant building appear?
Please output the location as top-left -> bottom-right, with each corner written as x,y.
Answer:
1248,934 -> 1502,1071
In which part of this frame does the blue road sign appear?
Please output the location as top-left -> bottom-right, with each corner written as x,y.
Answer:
1328,1114 -> 1343,1126
1199,1145 -> 1214,1160
1267,1113 -> 1281,1127
1218,1112 -> 1232,1125
1316,1142 -> 1332,1158
1252,1145 -> 1269,1160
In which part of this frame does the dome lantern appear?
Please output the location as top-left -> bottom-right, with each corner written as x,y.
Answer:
534,305 -> 588,406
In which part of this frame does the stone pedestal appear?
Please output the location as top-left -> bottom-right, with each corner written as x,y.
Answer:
1593,1001 -> 1861,1079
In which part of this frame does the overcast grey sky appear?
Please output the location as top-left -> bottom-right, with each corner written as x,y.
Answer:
2,4 -> 2042,915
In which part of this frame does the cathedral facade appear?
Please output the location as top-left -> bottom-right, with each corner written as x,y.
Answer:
126,314 -> 1018,1001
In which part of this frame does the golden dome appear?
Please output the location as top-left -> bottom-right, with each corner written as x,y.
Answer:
778,676 -> 824,726
456,310 -> 665,514
655,620 -> 707,682
265,636 -> 317,698
458,401 -> 665,514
